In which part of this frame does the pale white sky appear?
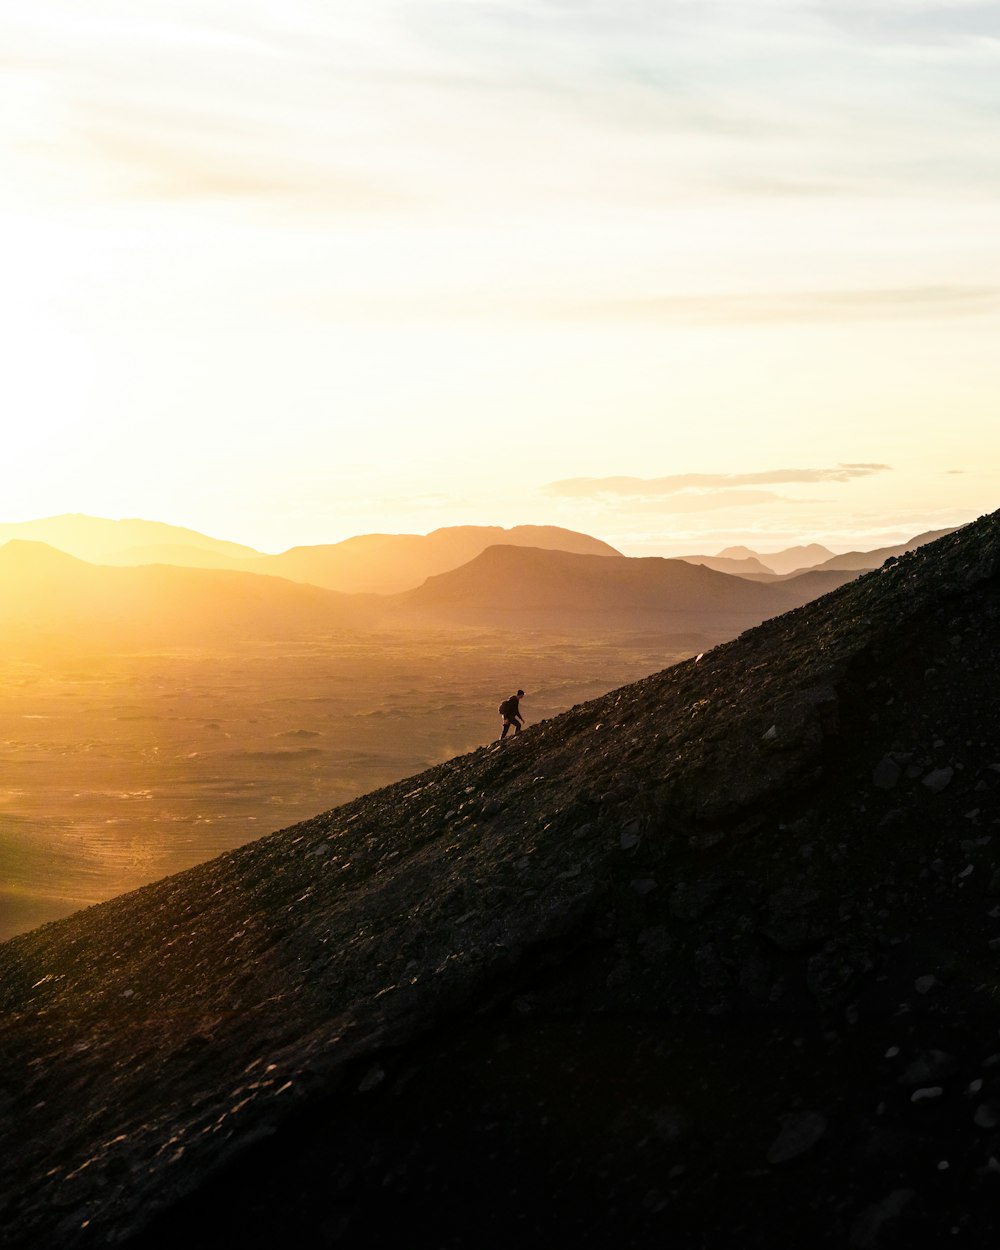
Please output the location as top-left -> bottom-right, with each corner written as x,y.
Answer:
1,0 -> 998,554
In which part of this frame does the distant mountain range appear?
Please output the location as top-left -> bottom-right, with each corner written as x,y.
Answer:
716,542 -> 835,575
0,515 -> 258,564
229,525 -> 620,594
0,540 -> 369,652
800,527 -> 959,573
679,528 -> 957,579
0,516 -> 619,594
389,546 -> 858,641
0,513 -> 962,594
0,517 -> 967,654
0,539 -> 821,653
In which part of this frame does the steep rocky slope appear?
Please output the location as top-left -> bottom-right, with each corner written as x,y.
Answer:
3,513 -> 1000,1248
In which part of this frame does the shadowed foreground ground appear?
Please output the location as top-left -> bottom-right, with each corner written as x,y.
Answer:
3,514 -> 1000,1248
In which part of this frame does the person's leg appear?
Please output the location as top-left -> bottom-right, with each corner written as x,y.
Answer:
500,720 -> 510,740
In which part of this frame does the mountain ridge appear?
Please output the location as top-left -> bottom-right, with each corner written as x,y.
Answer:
391,545 -> 816,637
0,540 -> 854,652
0,513 -> 964,593
232,524 -> 621,593
0,516 -> 619,593
0,515 -> 260,564
0,539 -> 371,649
715,541 -> 835,575
805,526 -> 958,573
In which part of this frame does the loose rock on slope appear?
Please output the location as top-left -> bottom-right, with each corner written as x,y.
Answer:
4,513 -> 1000,1248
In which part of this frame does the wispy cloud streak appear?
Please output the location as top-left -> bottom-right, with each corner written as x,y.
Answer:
550,288 -> 1000,326
545,465 -> 893,499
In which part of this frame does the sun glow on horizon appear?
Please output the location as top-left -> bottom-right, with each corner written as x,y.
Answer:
1,0 -> 998,553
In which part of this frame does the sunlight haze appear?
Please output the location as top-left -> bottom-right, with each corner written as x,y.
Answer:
2,0 -> 997,553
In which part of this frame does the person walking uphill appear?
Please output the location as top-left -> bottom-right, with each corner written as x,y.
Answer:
498,690 -> 525,740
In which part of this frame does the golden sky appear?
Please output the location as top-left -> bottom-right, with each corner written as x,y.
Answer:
2,1 -> 998,555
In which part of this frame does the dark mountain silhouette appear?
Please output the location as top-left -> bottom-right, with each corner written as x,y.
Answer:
768,565 -> 864,600
0,516 -> 620,593
0,541 -> 370,651
0,515 -> 260,564
723,530 -> 963,588
6,513 -> 1000,1246
716,542 -> 835,575
390,545 -> 828,640
239,524 -> 621,593
675,552 -> 774,576
806,526 -> 959,574
0,539 -> 857,663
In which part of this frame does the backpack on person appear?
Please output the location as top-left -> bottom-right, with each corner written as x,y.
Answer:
498,698 -> 515,718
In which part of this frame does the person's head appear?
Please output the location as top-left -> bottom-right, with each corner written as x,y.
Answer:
516,689 -> 524,697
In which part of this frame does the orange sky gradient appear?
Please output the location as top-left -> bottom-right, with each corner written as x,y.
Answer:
1,1 -> 998,556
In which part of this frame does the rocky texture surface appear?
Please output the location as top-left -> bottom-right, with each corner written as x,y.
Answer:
4,513 -> 1000,1247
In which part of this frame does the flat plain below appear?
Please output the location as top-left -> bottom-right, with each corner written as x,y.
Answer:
0,628 -> 692,940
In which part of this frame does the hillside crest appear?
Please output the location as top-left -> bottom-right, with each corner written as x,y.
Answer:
4,512 -> 1000,1248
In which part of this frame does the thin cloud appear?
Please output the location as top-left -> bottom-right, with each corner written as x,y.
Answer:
545,465 -> 893,498
638,490 -> 789,513
77,121 -> 403,208
549,287 -> 1000,326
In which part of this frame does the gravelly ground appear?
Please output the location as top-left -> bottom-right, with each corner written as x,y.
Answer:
3,513 -> 1000,1249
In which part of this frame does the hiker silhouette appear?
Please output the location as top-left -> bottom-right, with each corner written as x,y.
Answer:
498,690 -> 524,740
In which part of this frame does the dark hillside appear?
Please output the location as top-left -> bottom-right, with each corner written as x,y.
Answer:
392,545 -> 815,637
808,527 -> 958,574
244,524 -> 621,593
675,553 -> 775,576
717,541 -> 835,574
4,514 -> 1000,1248
765,566 -> 864,598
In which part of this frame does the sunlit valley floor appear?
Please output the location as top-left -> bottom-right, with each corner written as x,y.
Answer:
0,630 -> 690,939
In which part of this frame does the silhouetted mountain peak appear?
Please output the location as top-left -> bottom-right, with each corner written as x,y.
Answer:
232,523 -> 621,593
394,544 -> 824,640
716,541 -> 835,575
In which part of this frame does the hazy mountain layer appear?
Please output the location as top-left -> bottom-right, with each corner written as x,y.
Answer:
674,553 -> 774,576
391,544 -> 828,637
0,541 -> 370,651
715,542 -> 835,575
241,525 -> 622,593
0,516 -> 619,592
94,524 -> 621,591
0,539 -> 847,656
685,533 -> 954,581
0,515 -> 259,564
4,514 -> 1000,1246
766,566 -> 863,600
807,527 -> 958,574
